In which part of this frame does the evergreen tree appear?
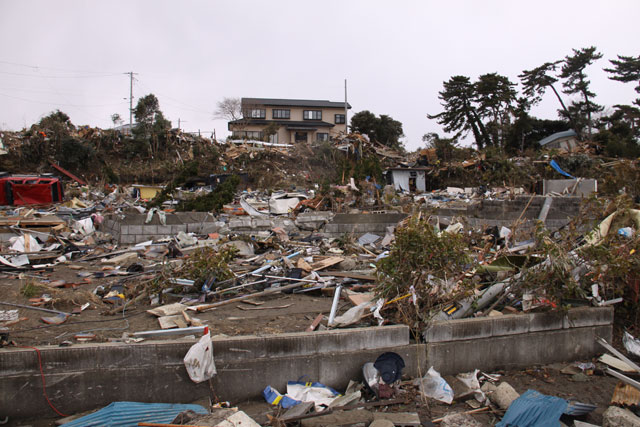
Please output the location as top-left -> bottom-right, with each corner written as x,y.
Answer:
350,110 -> 404,150
560,47 -> 603,139
428,75 -> 491,149
604,54 -> 640,106
474,73 -> 517,147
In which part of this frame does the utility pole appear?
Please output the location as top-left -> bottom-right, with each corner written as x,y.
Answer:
344,79 -> 348,134
125,71 -> 138,130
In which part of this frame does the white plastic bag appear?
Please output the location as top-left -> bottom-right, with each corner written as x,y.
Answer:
184,332 -> 217,383
413,366 -> 454,404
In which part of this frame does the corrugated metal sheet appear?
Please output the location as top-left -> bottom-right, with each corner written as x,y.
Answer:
611,382 -> 640,406
60,401 -> 208,427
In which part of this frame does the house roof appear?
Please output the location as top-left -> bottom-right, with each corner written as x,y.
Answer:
385,167 -> 431,172
228,119 -> 335,129
539,129 -> 577,146
241,98 -> 351,109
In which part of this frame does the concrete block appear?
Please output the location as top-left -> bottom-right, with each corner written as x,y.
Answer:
120,224 -> 130,235
426,317 -> 493,343
528,311 -> 564,332
229,218 -> 252,229
565,306 -> 614,328
602,406 -> 640,426
191,222 -> 221,234
120,234 -> 135,244
128,225 -> 143,235
492,315 -> 530,336
489,382 -> 520,409
253,218 -> 273,228
263,333 -> 317,358
373,412 -> 421,426
142,225 -> 157,235
315,326 -> 409,353
213,335 -> 267,360
440,413 -> 483,427
156,225 -> 172,235
134,234 -> 150,243
171,224 -> 187,234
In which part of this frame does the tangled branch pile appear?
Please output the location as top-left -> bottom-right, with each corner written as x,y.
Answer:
375,215 -> 472,329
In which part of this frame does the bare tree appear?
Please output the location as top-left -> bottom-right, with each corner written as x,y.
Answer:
214,97 -> 242,121
111,113 -> 123,129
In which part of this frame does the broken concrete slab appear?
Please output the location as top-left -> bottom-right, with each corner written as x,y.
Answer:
301,409 -> 373,426
440,412 -> 483,427
602,406 -> 640,427
489,382 -> 520,410
373,411 -> 421,426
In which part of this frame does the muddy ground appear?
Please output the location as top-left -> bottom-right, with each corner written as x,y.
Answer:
0,263 -> 343,346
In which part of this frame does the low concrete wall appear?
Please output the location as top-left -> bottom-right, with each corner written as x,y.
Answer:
102,212 -> 221,244
543,179 -> 597,197
323,213 -> 407,236
0,326 -> 411,420
1,308 -> 613,420
432,195 -> 584,232
424,306 -> 613,374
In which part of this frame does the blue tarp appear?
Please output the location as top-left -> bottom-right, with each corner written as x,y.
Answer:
60,402 -> 208,427
550,160 -> 576,179
497,389 -> 567,427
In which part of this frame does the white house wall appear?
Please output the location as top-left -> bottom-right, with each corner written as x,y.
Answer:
390,170 -> 427,192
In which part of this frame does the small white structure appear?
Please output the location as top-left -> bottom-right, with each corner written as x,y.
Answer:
385,168 -> 429,193
539,130 -> 579,151
543,179 -> 597,197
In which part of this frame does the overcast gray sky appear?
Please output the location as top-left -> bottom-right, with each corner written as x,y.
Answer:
0,0 -> 638,150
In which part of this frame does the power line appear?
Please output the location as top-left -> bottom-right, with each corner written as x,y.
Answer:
0,59 -> 122,75
0,92 -> 128,108
0,70 -> 122,79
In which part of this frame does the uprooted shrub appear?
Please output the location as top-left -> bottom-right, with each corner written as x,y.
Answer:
178,174 -> 240,212
150,246 -> 239,299
516,195 -> 640,330
375,215 -> 472,330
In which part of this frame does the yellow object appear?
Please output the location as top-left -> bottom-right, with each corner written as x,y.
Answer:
132,185 -> 164,200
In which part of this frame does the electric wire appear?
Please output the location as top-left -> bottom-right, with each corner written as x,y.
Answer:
15,345 -> 69,417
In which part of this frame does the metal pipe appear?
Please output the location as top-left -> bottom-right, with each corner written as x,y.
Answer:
0,301 -> 70,316
327,284 -> 342,326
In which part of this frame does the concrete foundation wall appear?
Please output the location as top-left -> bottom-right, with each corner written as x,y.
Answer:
424,307 -> 613,374
0,308 -> 613,420
102,213 -> 220,244
323,213 -> 407,237
432,196 -> 585,232
543,179 -> 597,197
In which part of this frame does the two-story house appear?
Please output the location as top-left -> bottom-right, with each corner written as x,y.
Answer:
228,98 -> 351,144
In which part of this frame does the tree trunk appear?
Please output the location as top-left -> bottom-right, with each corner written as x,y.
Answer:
550,84 -> 583,140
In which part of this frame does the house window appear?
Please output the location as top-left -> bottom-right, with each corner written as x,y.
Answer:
316,133 -> 329,142
295,132 -> 308,142
272,109 -> 290,119
269,133 -> 278,144
245,109 -> 265,119
232,131 -> 264,140
303,110 -> 322,120
335,114 -> 345,124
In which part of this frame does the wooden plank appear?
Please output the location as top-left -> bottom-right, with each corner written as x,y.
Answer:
318,271 -> 377,281
49,161 -> 87,185
306,313 -> 324,332
310,256 -> 344,271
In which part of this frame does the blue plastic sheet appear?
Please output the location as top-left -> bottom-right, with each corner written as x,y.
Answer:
262,385 -> 301,408
496,389 -> 567,427
550,160 -> 576,179
61,402 -> 208,427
